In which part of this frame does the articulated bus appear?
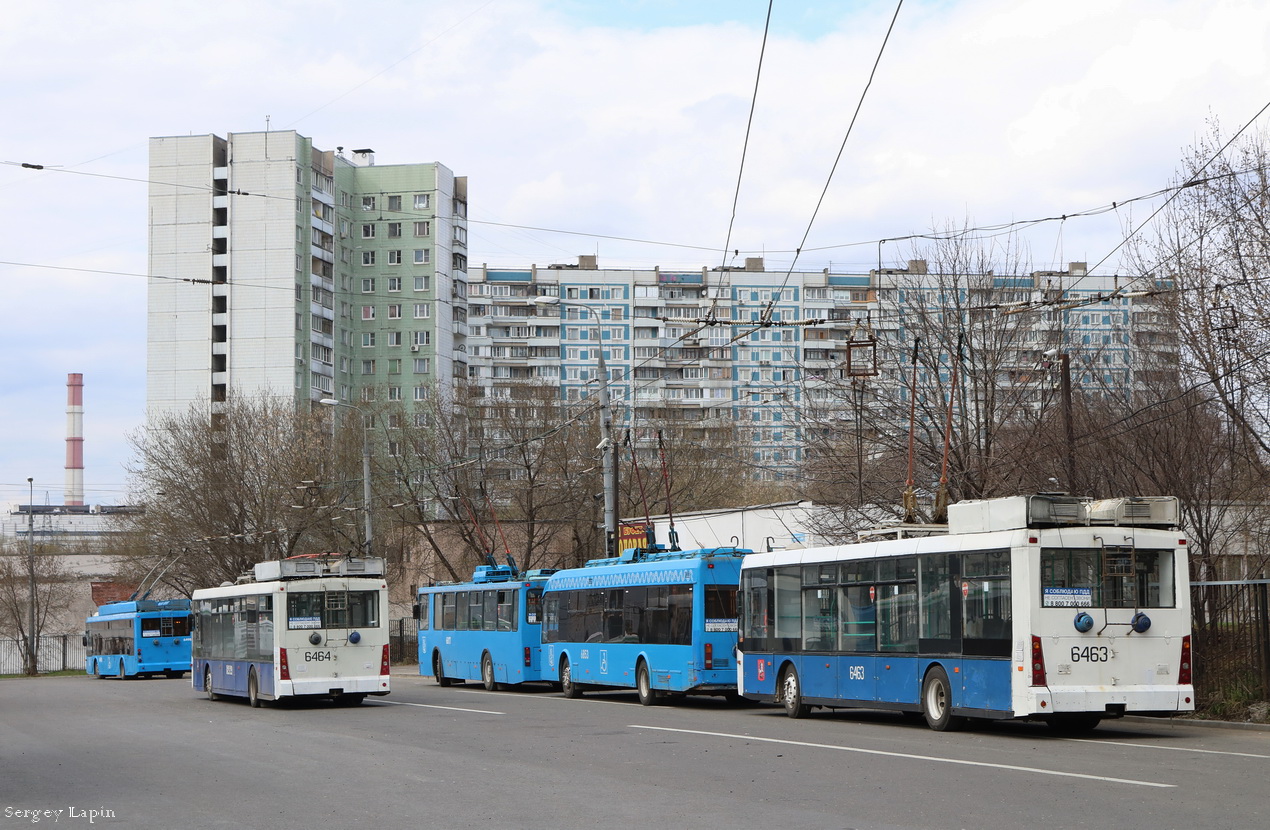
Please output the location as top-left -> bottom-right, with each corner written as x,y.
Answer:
85,599 -> 194,679
192,556 -> 391,707
738,495 -> 1194,731
542,546 -> 749,704
418,563 -> 557,690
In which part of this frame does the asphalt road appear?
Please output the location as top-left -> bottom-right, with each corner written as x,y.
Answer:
2,670 -> 1267,830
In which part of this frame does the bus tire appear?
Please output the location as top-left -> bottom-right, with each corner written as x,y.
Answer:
433,652 -> 451,687
481,653 -> 499,692
117,660 -> 127,680
248,668 -> 262,708
922,666 -> 965,732
204,667 -> 218,701
780,665 -> 809,718
560,657 -> 582,699
636,661 -> 658,706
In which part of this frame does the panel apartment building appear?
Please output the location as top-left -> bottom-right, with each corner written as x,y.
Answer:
464,257 -> 1171,479
147,130 -> 468,420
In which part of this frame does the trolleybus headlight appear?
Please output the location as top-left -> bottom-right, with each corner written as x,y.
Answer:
309,632 -> 323,645
349,631 -> 361,644
1131,612 -> 1151,633
1073,612 -> 1094,633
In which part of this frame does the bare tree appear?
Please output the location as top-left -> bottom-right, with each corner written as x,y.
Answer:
0,537 -> 78,675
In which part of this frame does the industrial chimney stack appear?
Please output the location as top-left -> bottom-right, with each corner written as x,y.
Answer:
65,373 -> 84,506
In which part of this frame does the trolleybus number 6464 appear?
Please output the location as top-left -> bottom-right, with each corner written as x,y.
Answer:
1071,645 -> 1110,662
304,651 -> 333,662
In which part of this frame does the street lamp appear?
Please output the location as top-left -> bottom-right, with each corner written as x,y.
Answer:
319,399 -> 373,557
533,296 -> 618,557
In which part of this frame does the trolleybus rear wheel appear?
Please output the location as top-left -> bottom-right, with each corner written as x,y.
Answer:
921,666 -> 965,732
481,653 -> 499,692
636,661 -> 658,706
248,668 -> 262,708
204,667 -> 218,701
560,657 -> 582,699
433,651 -> 451,687
117,660 -> 127,680
780,666 -> 809,718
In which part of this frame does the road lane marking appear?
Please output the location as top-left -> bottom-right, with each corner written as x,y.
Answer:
379,700 -> 505,715
631,725 -> 1175,788
1065,738 -> 1270,759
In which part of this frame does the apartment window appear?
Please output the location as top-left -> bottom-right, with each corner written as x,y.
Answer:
388,250 -> 402,265
388,386 -> 402,401
387,222 -> 402,238
387,277 -> 402,292
453,226 -> 467,244
413,249 -> 430,265
387,195 -> 402,212
414,358 -> 431,374
362,196 -> 376,211
362,306 -> 375,320
412,331 -> 431,346
362,333 -> 376,347
414,303 -> 431,319
413,221 -> 430,237
413,194 -> 430,210
414,275 -> 431,291
361,251 -> 376,266
361,387 -> 375,402
361,224 -> 375,239
387,331 -> 402,347
388,304 -> 402,319
361,278 -> 375,293
361,360 -> 376,374
414,386 -> 429,401
388,358 -> 402,374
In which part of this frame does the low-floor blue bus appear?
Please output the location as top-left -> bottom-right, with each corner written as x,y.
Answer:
738,494 -> 1194,731
192,555 -> 390,706
542,545 -> 749,705
417,562 -> 557,690
85,599 -> 194,679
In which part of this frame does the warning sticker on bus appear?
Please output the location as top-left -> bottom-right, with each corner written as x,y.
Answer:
289,616 -> 322,629
1043,587 -> 1094,607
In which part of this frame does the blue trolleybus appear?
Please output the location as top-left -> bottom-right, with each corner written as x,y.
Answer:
85,598 -> 194,679
541,545 -> 749,704
737,494 -> 1194,731
192,556 -> 391,707
418,561 -> 557,690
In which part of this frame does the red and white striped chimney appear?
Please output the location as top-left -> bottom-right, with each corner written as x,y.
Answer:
65,373 -> 84,506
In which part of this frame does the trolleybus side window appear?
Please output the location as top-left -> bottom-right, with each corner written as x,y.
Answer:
961,550 -> 1011,655
802,565 -> 838,652
441,593 -> 456,629
876,557 -> 919,653
774,567 -> 801,651
741,570 -> 772,650
1040,547 -> 1175,608
919,554 -> 953,642
416,595 -> 429,631
526,588 -> 542,625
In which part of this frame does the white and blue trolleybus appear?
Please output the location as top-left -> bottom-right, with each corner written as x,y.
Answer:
542,545 -> 749,704
737,495 -> 1194,731
192,556 -> 391,706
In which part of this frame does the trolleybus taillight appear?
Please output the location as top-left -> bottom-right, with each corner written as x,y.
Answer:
380,644 -> 391,676
1179,635 -> 1192,686
524,646 -> 531,667
705,642 -> 713,670
1030,635 -> 1047,686
279,648 -> 291,681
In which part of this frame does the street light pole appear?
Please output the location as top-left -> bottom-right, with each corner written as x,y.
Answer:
535,296 -> 618,557
319,399 -> 373,557
26,477 -> 36,676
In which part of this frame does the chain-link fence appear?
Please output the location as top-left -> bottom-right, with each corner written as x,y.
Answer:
0,634 -> 86,675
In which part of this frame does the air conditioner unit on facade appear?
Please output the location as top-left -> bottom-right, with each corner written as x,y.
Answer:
410,344 -> 420,351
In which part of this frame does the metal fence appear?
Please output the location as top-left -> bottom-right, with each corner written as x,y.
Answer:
0,634 -> 86,675
389,618 -> 415,665
1191,580 -> 1270,705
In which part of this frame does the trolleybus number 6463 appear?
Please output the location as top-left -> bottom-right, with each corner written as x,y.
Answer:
304,650 -> 333,662
1071,645 -> 1110,662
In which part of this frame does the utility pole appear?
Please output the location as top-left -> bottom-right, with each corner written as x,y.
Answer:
1060,352 -> 1076,494
597,346 -> 617,558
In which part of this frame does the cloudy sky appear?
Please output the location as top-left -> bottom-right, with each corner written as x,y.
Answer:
2,0 -> 1267,509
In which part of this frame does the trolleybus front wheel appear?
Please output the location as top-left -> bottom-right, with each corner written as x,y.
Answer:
780,666 -> 809,718
481,653 -> 499,692
636,661 -> 659,706
559,657 -> 582,699
204,667 -> 218,701
921,666 -> 965,732
433,651 -> 451,687
117,660 -> 127,680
